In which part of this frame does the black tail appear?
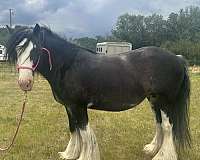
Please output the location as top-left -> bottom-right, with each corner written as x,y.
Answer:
170,64 -> 191,148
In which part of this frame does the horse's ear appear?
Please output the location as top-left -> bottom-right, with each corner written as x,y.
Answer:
6,25 -> 14,34
33,24 -> 40,36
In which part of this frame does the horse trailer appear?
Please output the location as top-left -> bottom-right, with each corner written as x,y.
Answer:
0,45 -> 7,61
96,42 -> 132,55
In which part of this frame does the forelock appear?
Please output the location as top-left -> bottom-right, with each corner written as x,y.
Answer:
6,27 -> 33,62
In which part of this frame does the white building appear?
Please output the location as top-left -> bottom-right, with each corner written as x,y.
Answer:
96,42 -> 132,55
0,45 -> 7,61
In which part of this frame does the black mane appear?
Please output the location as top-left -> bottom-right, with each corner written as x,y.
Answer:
6,26 -> 96,64
6,26 -> 32,62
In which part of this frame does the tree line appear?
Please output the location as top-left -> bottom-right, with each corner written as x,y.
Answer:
0,27 -> 9,46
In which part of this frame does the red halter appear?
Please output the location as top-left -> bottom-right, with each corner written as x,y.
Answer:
16,47 -> 52,72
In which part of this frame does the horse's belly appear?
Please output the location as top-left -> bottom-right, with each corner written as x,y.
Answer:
89,103 -> 135,111
88,96 -> 145,112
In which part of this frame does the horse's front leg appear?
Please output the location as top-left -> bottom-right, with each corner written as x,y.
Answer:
59,105 -> 100,160
58,105 -> 82,159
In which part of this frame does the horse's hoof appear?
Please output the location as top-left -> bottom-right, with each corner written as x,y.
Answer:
58,152 -> 67,159
152,150 -> 177,160
58,151 -> 79,160
143,143 -> 157,156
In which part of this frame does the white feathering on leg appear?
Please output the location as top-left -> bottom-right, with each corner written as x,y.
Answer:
78,124 -> 100,160
152,111 -> 177,160
143,123 -> 163,156
59,128 -> 82,159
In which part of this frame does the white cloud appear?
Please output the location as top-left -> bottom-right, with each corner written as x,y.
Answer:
83,0 -> 114,14
39,5 -> 89,34
24,0 -> 47,11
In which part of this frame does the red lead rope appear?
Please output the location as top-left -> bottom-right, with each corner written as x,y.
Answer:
0,48 -> 52,152
41,47 -> 52,71
16,47 -> 52,72
0,92 -> 27,152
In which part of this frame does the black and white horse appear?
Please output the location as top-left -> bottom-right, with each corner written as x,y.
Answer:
6,24 -> 190,160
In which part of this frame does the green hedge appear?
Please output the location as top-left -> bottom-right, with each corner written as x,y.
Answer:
161,40 -> 200,65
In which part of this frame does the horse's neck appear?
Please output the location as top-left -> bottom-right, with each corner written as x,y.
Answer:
38,37 -> 79,82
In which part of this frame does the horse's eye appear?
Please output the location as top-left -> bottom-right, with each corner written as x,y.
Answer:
16,46 -> 23,52
16,46 -> 20,50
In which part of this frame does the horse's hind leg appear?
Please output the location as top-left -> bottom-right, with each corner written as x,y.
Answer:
152,110 -> 177,160
143,99 -> 163,156
59,105 -> 100,160
78,123 -> 100,160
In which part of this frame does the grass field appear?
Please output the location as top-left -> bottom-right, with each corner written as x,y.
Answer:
0,70 -> 199,160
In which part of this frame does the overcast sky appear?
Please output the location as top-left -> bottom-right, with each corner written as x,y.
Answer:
0,0 -> 199,37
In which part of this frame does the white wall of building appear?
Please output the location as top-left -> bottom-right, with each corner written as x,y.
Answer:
0,45 -> 7,61
96,42 -> 132,55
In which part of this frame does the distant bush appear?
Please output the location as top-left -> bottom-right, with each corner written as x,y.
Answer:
0,27 -> 9,45
161,40 -> 200,65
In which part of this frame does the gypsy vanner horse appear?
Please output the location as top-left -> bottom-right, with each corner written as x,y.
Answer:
6,24 -> 190,160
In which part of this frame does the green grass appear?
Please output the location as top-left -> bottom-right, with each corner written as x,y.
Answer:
0,72 -> 199,160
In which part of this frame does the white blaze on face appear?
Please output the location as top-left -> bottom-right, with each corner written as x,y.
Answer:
16,38 -> 34,91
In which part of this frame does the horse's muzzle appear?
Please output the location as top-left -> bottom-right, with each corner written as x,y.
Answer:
18,79 -> 33,91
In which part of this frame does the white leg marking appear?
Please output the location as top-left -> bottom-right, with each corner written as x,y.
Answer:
59,128 -> 82,159
58,124 -> 100,160
152,111 -> 177,160
17,39 -> 34,75
143,123 -> 163,156
78,124 -> 100,160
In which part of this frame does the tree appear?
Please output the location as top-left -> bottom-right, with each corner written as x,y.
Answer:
0,27 -> 10,45
144,14 -> 167,46
112,13 -> 168,48
166,12 -> 179,41
112,14 -> 146,49
166,6 -> 200,42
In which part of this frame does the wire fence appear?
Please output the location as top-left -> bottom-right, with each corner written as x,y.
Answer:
0,62 -> 16,79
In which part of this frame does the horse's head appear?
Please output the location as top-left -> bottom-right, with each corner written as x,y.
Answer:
6,24 -> 42,91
